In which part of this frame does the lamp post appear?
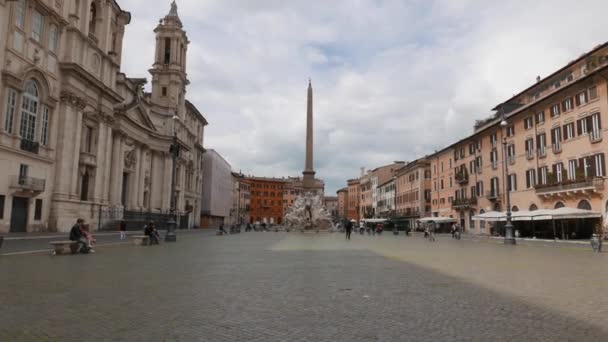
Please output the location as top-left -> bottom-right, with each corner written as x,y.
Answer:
500,118 -> 516,245
165,115 -> 180,242
393,176 -> 398,235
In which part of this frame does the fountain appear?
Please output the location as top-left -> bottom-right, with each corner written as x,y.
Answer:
285,192 -> 335,232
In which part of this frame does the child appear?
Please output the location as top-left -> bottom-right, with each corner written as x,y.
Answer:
119,220 -> 127,240
81,224 -> 96,251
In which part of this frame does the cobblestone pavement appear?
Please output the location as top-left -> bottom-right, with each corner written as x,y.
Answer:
1,232 -> 608,341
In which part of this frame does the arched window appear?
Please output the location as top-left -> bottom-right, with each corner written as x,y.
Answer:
512,206 -> 519,212
164,37 -> 171,64
577,200 -> 591,210
479,209 -> 486,232
554,202 -> 565,209
20,80 -> 39,141
529,204 -> 538,211
89,2 -> 97,35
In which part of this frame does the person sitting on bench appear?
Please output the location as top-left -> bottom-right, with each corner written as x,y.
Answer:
144,221 -> 160,245
69,218 -> 90,254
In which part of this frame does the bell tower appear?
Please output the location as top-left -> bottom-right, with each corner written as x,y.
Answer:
150,1 -> 190,114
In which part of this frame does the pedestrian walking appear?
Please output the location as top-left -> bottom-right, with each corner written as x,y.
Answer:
345,220 -> 352,240
429,223 -> 436,242
119,220 -> 127,240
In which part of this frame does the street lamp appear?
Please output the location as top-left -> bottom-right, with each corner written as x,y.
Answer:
393,176 -> 398,235
500,117 -> 516,245
165,115 -> 180,242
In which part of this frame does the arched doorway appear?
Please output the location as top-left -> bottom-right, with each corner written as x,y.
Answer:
512,206 -> 519,212
529,204 -> 538,211
493,203 -> 501,212
479,209 -> 486,234
554,202 -> 565,209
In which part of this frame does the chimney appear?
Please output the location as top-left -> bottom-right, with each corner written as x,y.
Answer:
536,76 -> 541,82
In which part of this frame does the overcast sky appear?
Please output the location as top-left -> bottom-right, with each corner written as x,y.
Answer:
120,0 -> 608,194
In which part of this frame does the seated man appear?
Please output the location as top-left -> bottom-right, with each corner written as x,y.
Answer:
144,221 -> 160,245
69,218 -> 90,254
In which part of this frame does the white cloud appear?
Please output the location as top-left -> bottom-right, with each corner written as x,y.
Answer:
119,0 -> 608,193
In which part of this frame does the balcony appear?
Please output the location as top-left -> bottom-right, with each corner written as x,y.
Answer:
589,130 -> 602,143
508,155 -> 516,165
486,190 -> 500,201
552,143 -> 562,154
538,146 -> 547,158
535,177 -> 604,198
79,152 -> 97,167
491,161 -> 498,170
452,197 -> 477,209
10,175 -> 46,193
20,139 -> 39,154
455,170 -> 469,185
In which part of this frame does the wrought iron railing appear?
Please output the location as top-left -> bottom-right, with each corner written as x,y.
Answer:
20,139 -> 39,154
535,177 -> 604,194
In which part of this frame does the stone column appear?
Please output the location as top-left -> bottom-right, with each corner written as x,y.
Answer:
137,146 -> 147,207
53,93 -> 85,200
162,153 -> 172,209
109,131 -> 124,205
102,122 -> 113,203
92,120 -> 107,202
129,146 -> 142,208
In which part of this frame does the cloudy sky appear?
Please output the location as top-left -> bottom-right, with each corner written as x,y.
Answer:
120,0 -> 608,193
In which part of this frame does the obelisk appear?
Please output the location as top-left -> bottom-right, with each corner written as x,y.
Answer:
302,79 -> 316,190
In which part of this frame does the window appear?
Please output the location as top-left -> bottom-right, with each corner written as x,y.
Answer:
441,162 -> 444,172
551,127 -> 562,150
536,133 -> 546,156
32,11 -> 44,42
479,209 -> 486,232
524,116 -> 534,130
164,37 -> 171,64
589,86 -> 598,101
469,143 -> 475,155
507,144 -> 515,160
590,113 -> 602,141
440,179 -> 444,190
568,160 -> 577,181
577,116 -> 588,135
594,153 -> 606,177
469,160 -> 476,174
40,107 -> 49,145
4,88 -> 17,133
449,177 -> 453,188
526,169 -> 536,188
538,166 -> 548,185
507,174 -> 517,192
490,177 -> 499,196
507,125 -> 515,137
490,149 -> 498,167
475,156 -> 482,171
19,164 -> 28,180
433,181 -> 437,191
49,25 -> 58,52
84,126 -> 93,153
20,81 -> 39,141
490,133 -> 497,147
563,122 -> 575,140
525,138 -> 534,158
34,199 -> 42,220
536,111 -> 545,124
576,91 -> 588,106
15,0 -> 25,29
550,104 -> 560,117
561,97 -> 573,112
554,163 -> 564,183
89,3 -> 97,35
162,87 -> 167,96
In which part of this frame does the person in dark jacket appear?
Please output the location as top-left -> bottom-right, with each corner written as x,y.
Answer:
144,221 -> 160,244
69,218 -> 89,253
344,220 -> 353,240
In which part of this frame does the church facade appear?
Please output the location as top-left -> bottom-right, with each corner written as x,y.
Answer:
0,0 -> 207,233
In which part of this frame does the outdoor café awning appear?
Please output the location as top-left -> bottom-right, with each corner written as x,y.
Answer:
473,208 -> 601,222
417,217 -> 457,224
361,218 -> 388,223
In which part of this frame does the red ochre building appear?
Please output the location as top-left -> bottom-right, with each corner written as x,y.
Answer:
246,177 -> 286,225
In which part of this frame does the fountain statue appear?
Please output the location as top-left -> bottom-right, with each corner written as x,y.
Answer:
285,192 -> 335,232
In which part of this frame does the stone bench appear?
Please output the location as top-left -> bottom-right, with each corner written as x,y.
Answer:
49,241 -> 79,255
132,235 -> 150,246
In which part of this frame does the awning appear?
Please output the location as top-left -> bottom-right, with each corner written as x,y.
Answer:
361,218 -> 388,223
417,217 -> 457,224
473,207 -> 601,221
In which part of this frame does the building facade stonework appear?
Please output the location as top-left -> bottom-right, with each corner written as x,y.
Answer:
0,1 -> 207,233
